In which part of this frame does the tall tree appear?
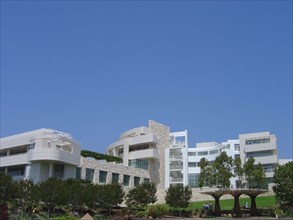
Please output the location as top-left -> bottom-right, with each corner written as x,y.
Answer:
165,184 -> 192,216
126,182 -> 157,209
244,157 -> 266,189
233,157 -> 244,188
36,177 -> 65,216
198,157 -> 213,187
273,161 -> 293,213
0,173 -> 16,220
96,183 -> 125,215
213,151 -> 234,188
15,179 -> 35,212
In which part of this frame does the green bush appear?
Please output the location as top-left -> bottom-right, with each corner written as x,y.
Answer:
147,204 -> 169,218
51,215 -> 78,220
135,210 -> 146,218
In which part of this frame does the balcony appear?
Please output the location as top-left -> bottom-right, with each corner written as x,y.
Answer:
0,153 -> 28,166
128,148 -> 159,160
245,143 -> 276,153
170,177 -> 183,183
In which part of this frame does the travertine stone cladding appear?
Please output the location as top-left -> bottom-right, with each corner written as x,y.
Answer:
149,120 -> 170,188
80,157 -> 150,186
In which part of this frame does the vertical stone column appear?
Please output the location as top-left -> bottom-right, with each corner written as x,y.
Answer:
49,163 -> 54,178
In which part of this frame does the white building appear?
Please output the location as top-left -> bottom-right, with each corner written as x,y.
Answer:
0,129 -> 81,183
0,121 -> 282,193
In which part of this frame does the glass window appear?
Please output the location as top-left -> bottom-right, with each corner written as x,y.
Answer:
99,171 -> 107,184
188,173 -> 199,188
198,151 -> 208,156
128,159 -> 148,170
209,150 -> 218,154
144,178 -> 150,183
76,167 -> 81,179
234,144 -> 240,151
134,177 -> 140,187
245,138 -> 270,145
247,150 -> 273,158
123,175 -> 130,187
112,173 -> 119,183
85,168 -> 94,182
188,162 -> 197,167
53,164 -> 64,178
188,152 -> 196,156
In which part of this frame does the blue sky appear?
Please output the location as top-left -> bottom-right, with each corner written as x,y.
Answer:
1,1 -> 292,159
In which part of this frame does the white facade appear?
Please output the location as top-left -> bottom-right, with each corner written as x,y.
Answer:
0,129 -> 81,183
186,140 -> 240,189
0,122 -> 282,194
165,131 -> 188,189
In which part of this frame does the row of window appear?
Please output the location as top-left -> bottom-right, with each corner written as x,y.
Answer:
245,138 -> 270,145
246,150 -> 273,158
188,149 -> 219,156
81,168 -> 150,187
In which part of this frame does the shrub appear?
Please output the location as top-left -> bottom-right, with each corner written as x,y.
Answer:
147,204 -> 169,218
135,210 -> 146,218
52,215 -> 78,220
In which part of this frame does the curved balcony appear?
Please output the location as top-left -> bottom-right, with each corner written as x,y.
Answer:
128,148 -> 159,160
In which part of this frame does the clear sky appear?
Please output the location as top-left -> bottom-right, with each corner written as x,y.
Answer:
1,1 -> 292,159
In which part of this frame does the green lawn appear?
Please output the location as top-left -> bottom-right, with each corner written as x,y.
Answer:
188,195 -> 276,211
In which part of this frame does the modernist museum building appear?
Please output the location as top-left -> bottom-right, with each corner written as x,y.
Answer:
0,120 -> 289,201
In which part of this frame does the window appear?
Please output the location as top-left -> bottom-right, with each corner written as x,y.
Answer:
188,152 -> 196,156
8,166 -> 25,177
245,138 -> 270,145
246,150 -> 273,158
198,151 -> 208,156
86,168 -> 94,182
128,159 -> 148,170
170,161 -> 183,170
99,171 -> 107,184
188,173 -> 199,188
28,143 -> 35,150
209,150 -> 218,155
188,162 -> 197,167
134,177 -> 140,187
112,173 -> 119,183
144,178 -> 150,183
234,144 -> 240,151
123,175 -> 130,187
76,167 -> 81,179
53,164 -> 64,178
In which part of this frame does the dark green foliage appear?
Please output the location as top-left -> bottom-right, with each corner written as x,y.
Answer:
15,179 -> 35,211
95,183 -> 125,214
35,177 -> 66,214
233,157 -> 244,187
81,150 -> 123,163
146,204 -> 169,218
64,178 -> 93,211
0,173 -> 16,205
165,184 -> 192,212
213,152 -> 234,188
126,182 -> 157,209
198,157 -> 211,187
198,152 -> 234,188
273,161 -> 293,214
244,157 -> 266,188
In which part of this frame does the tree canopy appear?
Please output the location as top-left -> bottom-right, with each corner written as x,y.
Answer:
273,161 -> 293,211
165,184 -> 192,212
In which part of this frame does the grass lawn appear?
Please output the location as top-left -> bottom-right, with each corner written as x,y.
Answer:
188,195 -> 276,211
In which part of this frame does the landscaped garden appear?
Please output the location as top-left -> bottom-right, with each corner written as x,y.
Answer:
1,156 -> 292,219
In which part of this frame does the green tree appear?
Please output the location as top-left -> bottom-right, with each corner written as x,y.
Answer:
198,157 -> 213,187
273,161 -> 293,213
244,157 -> 266,188
165,184 -> 192,216
96,183 -> 125,215
126,182 -> 157,209
0,173 -> 16,205
35,177 -> 66,216
233,157 -> 244,188
15,179 -> 35,211
0,173 -> 16,220
65,179 -> 92,212
213,151 -> 234,188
